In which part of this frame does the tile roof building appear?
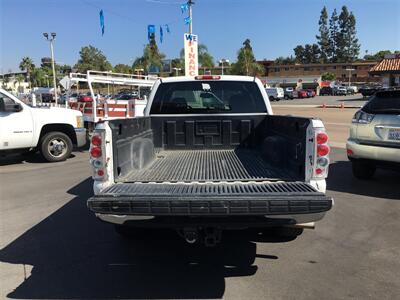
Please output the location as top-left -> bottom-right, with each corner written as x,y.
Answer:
369,54 -> 400,87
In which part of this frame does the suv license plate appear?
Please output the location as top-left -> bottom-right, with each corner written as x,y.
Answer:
388,129 -> 400,141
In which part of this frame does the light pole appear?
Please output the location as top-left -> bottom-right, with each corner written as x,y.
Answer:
219,59 -> 229,75
43,32 -> 58,104
346,68 -> 355,87
172,67 -> 182,76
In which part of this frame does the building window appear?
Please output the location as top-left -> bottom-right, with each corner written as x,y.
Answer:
332,66 -> 336,69
322,67 -> 327,70
275,68 -> 280,72
352,74 -> 357,78
353,66 -> 358,70
304,67 -> 310,71
342,74 -> 346,78
295,67 -> 299,70
342,66 -> 347,69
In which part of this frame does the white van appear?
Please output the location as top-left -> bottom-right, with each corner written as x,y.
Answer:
265,87 -> 284,101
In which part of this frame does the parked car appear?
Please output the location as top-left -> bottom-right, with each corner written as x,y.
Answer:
359,85 -> 382,98
0,88 -> 86,162
87,75 -> 333,246
335,86 -> 348,96
115,93 -> 137,100
307,89 -> 316,97
284,88 -> 294,100
78,94 -> 93,102
297,90 -> 309,98
320,87 -> 333,96
265,87 -> 284,101
347,86 -> 358,94
347,89 -> 400,179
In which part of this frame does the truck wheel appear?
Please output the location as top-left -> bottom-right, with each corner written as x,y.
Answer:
40,132 -> 72,162
352,161 -> 376,179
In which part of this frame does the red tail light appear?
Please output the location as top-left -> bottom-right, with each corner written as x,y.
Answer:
90,147 -> 102,158
195,75 -> 221,80
317,144 -> 330,156
91,135 -> 102,147
317,132 -> 329,144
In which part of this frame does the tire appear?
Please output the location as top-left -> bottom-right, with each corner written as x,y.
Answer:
284,95 -> 288,100
40,131 -> 73,162
352,160 -> 376,179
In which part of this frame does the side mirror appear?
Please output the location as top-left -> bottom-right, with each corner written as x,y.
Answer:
5,103 -> 23,112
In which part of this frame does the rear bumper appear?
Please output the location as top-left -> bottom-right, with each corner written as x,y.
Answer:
96,212 -> 328,227
347,139 -> 400,163
74,128 -> 87,148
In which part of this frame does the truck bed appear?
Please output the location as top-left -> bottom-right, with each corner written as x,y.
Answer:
118,149 -> 295,183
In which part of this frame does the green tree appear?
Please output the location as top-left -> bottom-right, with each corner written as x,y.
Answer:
328,8 -> 339,62
274,56 -> 295,65
337,6 -> 360,62
19,57 -> 35,86
114,64 -> 132,74
198,44 -> 214,68
132,34 -> 165,73
321,72 -> 336,81
230,39 -> 263,76
293,44 -> 320,64
14,74 -> 25,91
364,50 -> 400,61
31,68 -> 47,87
316,6 -> 330,63
59,64 -> 72,75
74,45 -> 112,73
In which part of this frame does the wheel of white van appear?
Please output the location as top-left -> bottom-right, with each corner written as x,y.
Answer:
40,132 -> 72,162
352,160 -> 376,179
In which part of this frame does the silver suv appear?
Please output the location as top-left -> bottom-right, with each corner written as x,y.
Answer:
347,89 -> 400,179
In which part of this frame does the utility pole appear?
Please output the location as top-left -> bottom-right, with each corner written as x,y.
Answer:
188,0 -> 194,34
43,32 -> 58,104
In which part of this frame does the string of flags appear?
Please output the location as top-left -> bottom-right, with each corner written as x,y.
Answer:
99,9 -> 105,36
98,2 -> 191,44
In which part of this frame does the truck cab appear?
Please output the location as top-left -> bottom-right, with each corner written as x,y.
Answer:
0,88 -> 86,162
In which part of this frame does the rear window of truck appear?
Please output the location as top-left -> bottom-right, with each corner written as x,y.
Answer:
150,81 -> 267,114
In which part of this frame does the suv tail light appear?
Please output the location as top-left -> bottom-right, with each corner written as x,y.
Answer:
352,110 -> 375,124
313,129 -> 330,178
89,129 -> 107,181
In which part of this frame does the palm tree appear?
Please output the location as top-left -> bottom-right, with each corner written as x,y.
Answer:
14,74 -> 25,92
19,57 -> 35,88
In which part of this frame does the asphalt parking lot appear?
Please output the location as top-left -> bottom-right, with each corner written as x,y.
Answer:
1,107 -> 399,299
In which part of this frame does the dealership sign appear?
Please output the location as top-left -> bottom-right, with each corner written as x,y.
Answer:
184,33 -> 198,76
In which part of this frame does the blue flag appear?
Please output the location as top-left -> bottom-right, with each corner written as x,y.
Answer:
160,26 -> 163,43
99,10 -> 105,36
184,16 -> 191,25
180,3 -> 188,13
147,25 -> 156,41
165,24 -> 170,33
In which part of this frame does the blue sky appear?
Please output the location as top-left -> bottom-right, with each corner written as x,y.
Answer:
1,0 -> 399,72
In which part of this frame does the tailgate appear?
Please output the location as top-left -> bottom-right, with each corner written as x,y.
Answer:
88,182 -> 332,216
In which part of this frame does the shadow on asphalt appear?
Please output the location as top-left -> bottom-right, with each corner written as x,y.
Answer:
0,177 -> 295,299
328,160 -> 400,200
0,153 -> 77,166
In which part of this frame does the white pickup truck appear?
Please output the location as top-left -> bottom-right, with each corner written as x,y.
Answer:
87,76 -> 333,245
0,88 -> 86,162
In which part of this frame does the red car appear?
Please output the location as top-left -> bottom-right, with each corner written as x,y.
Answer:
297,90 -> 308,98
78,94 -> 93,102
